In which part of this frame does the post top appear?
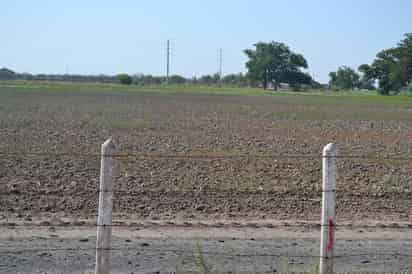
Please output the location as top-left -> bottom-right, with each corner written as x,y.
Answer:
101,137 -> 116,152
323,143 -> 337,156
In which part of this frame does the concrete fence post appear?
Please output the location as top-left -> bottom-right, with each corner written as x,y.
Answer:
95,138 -> 117,274
320,143 -> 337,274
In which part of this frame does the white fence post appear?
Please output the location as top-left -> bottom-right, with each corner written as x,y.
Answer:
320,143 -> 337,274
95,138 -> 117,274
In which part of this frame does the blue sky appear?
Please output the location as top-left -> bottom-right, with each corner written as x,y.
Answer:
1,0 -> 411,83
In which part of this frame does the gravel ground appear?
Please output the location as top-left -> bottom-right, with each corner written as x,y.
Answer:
1,225 -> 412,274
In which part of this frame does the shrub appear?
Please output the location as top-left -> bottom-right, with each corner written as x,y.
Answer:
117,74 -> 132,85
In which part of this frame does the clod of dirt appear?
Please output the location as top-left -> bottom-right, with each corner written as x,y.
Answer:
24,214 -> 32,221
196,205 -> 206,211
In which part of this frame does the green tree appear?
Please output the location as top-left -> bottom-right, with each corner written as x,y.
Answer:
212,73 -> 221,83
198,73 -> 221,85
117,74 -> 132,85
222,74 -> 239,85
222,73 -> 249,87
358,64 -> 376,90
285,71 -> 312,91
169,75 -> 186,84
328,66 -> 360,90
359,49 -> 403,95
199,74 -> 213,85
359,33 -> 412,95
397,33 -> 412,84
0,68 -> 16,80
244,41 -> 310,90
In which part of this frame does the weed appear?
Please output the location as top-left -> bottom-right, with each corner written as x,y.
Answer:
194,242 -> 210,274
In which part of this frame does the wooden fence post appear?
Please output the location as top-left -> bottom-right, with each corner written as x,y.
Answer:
95,138 -> 117,274
320,143 -> 337,274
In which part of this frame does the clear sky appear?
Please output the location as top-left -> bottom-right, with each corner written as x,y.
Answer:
1,0 -> 411,83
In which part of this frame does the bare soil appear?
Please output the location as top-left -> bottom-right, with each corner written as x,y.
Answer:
2,89 -> 412,273
1,90 -> 412,224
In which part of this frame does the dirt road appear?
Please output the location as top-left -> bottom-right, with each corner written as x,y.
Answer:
1,223 -> 412,274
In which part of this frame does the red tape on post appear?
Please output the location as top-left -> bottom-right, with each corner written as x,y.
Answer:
327,218 -> 334,252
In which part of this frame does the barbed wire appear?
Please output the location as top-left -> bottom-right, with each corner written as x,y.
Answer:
3,173 -> 412,184
1,189 -> 411,201
4,172 -> 412,182
2,151 -> 412,268
1,222 -> 411,230
2,151 -> 412,161
0,169 -> 99,179
0,174 -> 321,183
0,246 -> 411,260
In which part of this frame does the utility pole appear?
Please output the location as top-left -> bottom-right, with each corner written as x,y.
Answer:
166,39 -> 170,84
217,48 -> 223,87
65,65 -> 69,81
219,48 -> 223,79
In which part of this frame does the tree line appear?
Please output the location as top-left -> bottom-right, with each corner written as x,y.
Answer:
243,33 -> 411,94
329,33 -> 412,94
1,32 -> 410,95
0,69 -> 253,87
0,69 -> 120,83
97,73 -> 253,86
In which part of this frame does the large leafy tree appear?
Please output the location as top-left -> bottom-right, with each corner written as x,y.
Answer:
359,33 -> 412,95
359,49 -> 404,95
0,68 -> 16,80
244,41 -> 310,90
358,63 -> 376,90
328,66 -> 360,90
397,33 -> 412,83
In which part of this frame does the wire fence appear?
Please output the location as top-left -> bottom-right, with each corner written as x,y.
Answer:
1,247 -> 412,260
1,222 -> 412,230
3,150 -> 412,160
1,148 -> 412,273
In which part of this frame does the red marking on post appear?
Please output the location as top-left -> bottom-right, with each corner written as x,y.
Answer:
327,218 -> 334,252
